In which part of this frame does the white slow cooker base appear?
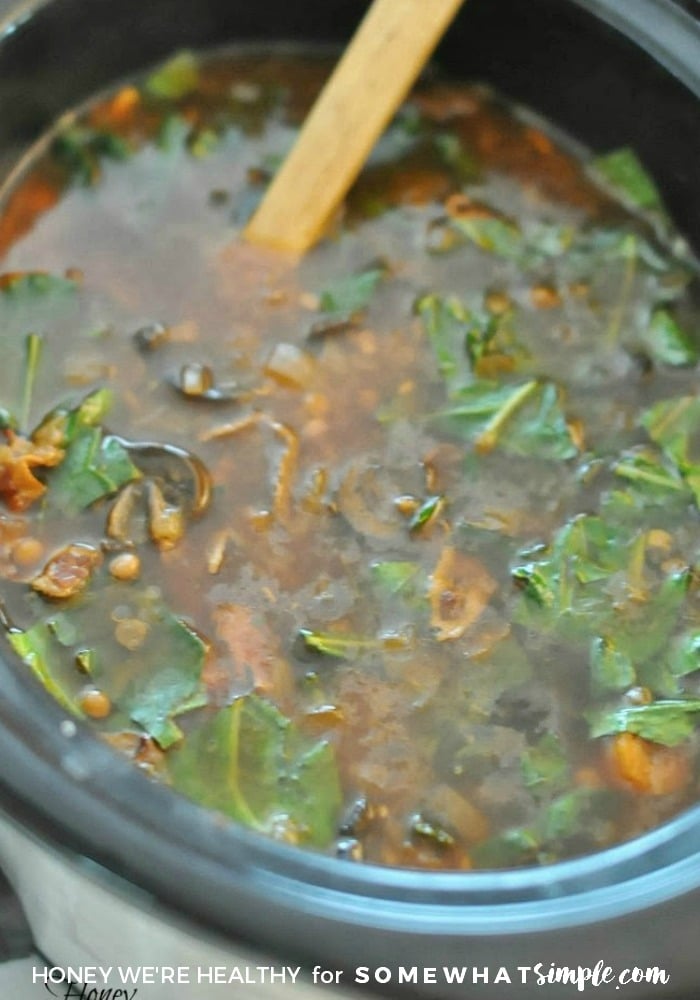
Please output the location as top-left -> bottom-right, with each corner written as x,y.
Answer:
0,811 -> 356,999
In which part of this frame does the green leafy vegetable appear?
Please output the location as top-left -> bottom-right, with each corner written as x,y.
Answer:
521,734 -> 570,794
414,293 -> 471,386
472,828 -> 540,867
514,514 -> 689,671
187,127 -> 219,159
371,561 -> 422,598
590,636 -> 636,694
603,449 -> 691,527
0,272 -> 77,302
145,51 -> 199,100
44,389 -> 140,510
169,694 -> 341,845
540,788 -> 609,842
8,625 -> 83,716
641,308 -> 698,367
408,495 -> 444,533
414,292 -> 525,388
410,814 -> 455,847
668,631 -> 700,679
436,379 -> 577,460
20,333 -> 43,431
641,395 -> 700,506
7,583 -> 207,747
473,788 -> 611,868
432,132 -> 480,182
318,267 -> 383,315
157,113 -> 191,151
452,214 -> 523,259
612,448 -> 688,498
591,148 -> 663,212
53,125 -> 130,185
588,699 -> 700,746
296,628 -> 378,661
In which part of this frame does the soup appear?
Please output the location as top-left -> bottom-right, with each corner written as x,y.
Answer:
0,49 -> 699,870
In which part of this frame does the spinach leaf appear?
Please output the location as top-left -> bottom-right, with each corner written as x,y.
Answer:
472,788 -> 611,868
445,214 -> 576,267
668,631 -> 700,680
432,132 -> 480,182
145,51 -> 199,100
296,628 -> 379,661
371,561 -> 423,599
588,699 -> 700,747
514,515 -> 688,664
8,624 -> 83,716
157,113 -> 191,151
641,308 -> 698,367
436,379 -> 577,460
0,272 -> 77,303
521,733 -> 570,794
19,333 -> 42,432
612,448 -> 688,499
414,293 -> 472,386
7,583 -> 207,747
169,694 -> 341,846
471,826 -> 540,868
44,389 -> 140,510
187,127 -> 220,159
408,494 -> 444,533
318,267 -> 383,315
590,636 -> 636,694
613,569 -> 689,665
415,292 -> 526,386
452,215 -> 523,259
591,148 -> 663,212
641,395 -> 700,505
602,449 -> 691,527
53,125 -> 130,185
540,788 -> 610,842
513,516 -> 634,634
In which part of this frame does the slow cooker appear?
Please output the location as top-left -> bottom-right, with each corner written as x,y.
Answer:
0,1 -> 699,997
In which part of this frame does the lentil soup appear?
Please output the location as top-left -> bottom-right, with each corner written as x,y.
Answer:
1,49 -> 699,870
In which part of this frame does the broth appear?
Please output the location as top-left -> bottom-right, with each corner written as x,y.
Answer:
1,49 -> 699,869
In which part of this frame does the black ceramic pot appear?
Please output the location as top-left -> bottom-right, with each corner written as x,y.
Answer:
0,2 -> 698,997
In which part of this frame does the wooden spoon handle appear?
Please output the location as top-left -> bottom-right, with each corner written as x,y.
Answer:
244,0 -> 465,253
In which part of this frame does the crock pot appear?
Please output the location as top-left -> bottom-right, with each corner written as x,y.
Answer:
0,1 -> 699,997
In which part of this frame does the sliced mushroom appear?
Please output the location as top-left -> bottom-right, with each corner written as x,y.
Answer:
146,480 -> 185,551
132,322 -> 170,353
307,315 -> 359,341
337,460 -> 425,540
105,439 -> 211,551
106,481 -> 146,546
428,546 -> 497,641
110,437 -> 211,516
169,362 -> 245,402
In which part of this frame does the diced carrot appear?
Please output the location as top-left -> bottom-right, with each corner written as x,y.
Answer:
607,732 -> 690,796
0,175 -> 60,255
89,86 -> 140,129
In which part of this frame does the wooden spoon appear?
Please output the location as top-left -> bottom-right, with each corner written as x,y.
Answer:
244,0 -> 465,254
